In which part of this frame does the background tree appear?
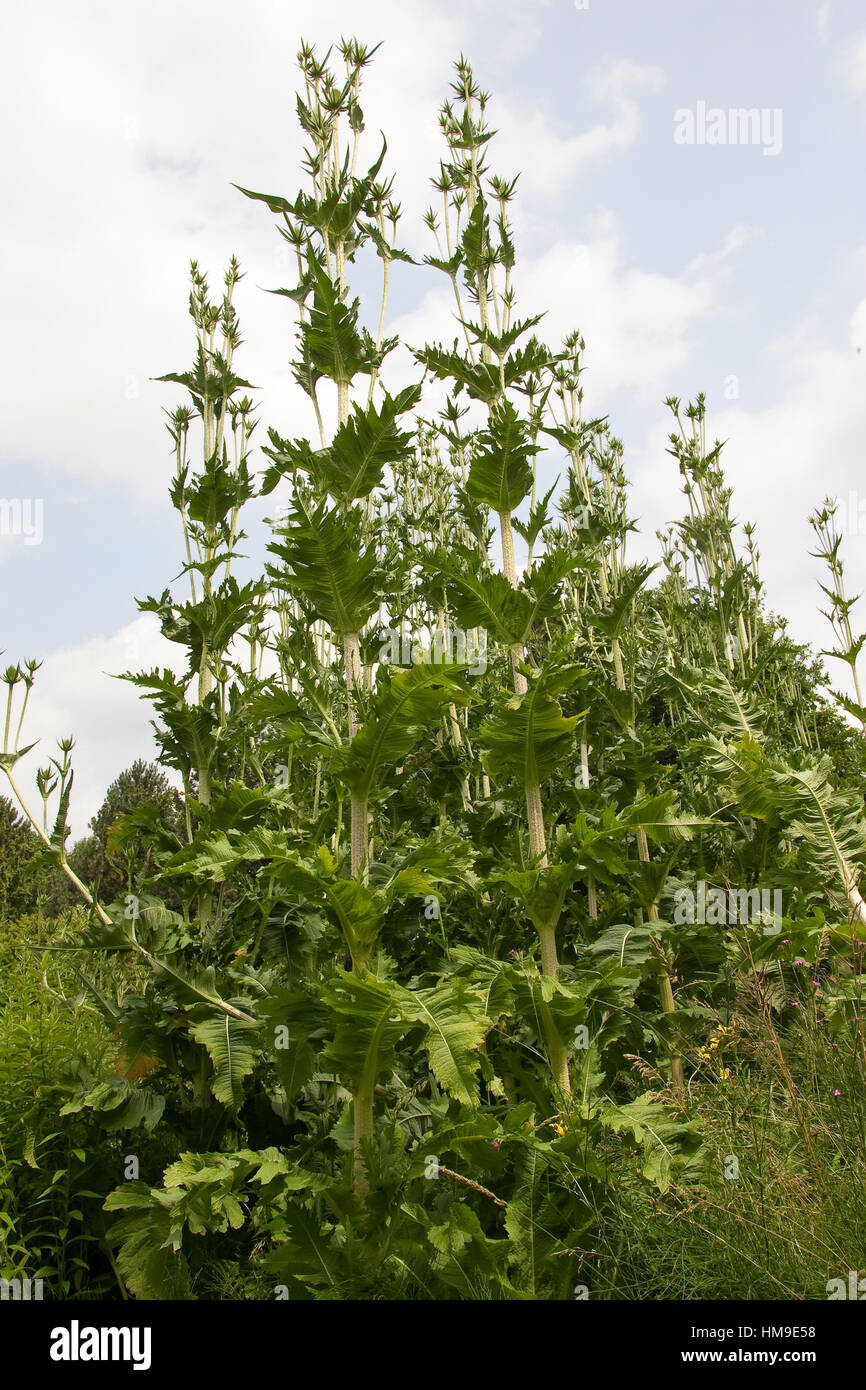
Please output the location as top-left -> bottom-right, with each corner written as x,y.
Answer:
42,760 -> 184,914
0,794 -> 40,919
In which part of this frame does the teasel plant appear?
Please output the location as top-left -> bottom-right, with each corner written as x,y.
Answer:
809,497 -> 866,734
662,393 -> 759,678
9,38 -> 866,1301
0,662 -> 104,916
250,38 -> 412,887
238,39 -> 487,1195
415,58 -> 589,1097
415,59 -> 705,1101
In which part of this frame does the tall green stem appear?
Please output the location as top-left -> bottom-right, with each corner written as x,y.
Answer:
637,826 -> 683,1092
499,507 -> 569,1095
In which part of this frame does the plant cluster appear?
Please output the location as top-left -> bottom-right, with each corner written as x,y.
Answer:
2,40 -> 865,1301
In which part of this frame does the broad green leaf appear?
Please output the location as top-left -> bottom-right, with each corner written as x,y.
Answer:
333,663 -> 472,800
321,971 -> 416,1090
408,978 -> 491,1106
466,397 -> 537,515
495,862 -> 582,930
189,1010 -> 260,1108
268,493 -> 383,633
481,666 -> 585,789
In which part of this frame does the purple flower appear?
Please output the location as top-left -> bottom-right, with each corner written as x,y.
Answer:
490,1140 -> 501,1149
834,1089 -> 841,1097
790,1001 -> 800,1007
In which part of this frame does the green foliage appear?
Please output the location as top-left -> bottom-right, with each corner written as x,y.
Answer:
333,662 -> 473,799
268,494 -> 384,634
0,796 -> 40,919
3,37 -> 865,1305
466,398 -> 537,515
480,664 -> 585,788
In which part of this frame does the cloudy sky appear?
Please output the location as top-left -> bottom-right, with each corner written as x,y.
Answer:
2,0 -> 866,836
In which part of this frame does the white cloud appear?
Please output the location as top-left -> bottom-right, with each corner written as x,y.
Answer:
682,222 -> 761,278
0,0 -> 464,503
8,615 -> 180,839
843,30 -> 866,93
818,4 -> 831,40
630,286 -> 866,695
520,213 -> 749,402
714,309 -> 866,645
492,60 -> 664,216
0,12 -> 666,504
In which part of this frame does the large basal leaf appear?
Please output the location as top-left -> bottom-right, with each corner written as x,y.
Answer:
598,1095 -> 703,1192
707,738 -> 866,889
385,829 -> 480,895
588,920 -> 671,970
615,792 -> 711,846
260,988 -> 330,1107
504,1146 -> 552,1296
102,1192 -> 193,1301
263,1203 -> 341,1295
104,1146 -> 317,1299
321,971 -> 490,1108
495,862 -> 583,931
265,853 -> 385,959
60,1078 -> 165,1132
